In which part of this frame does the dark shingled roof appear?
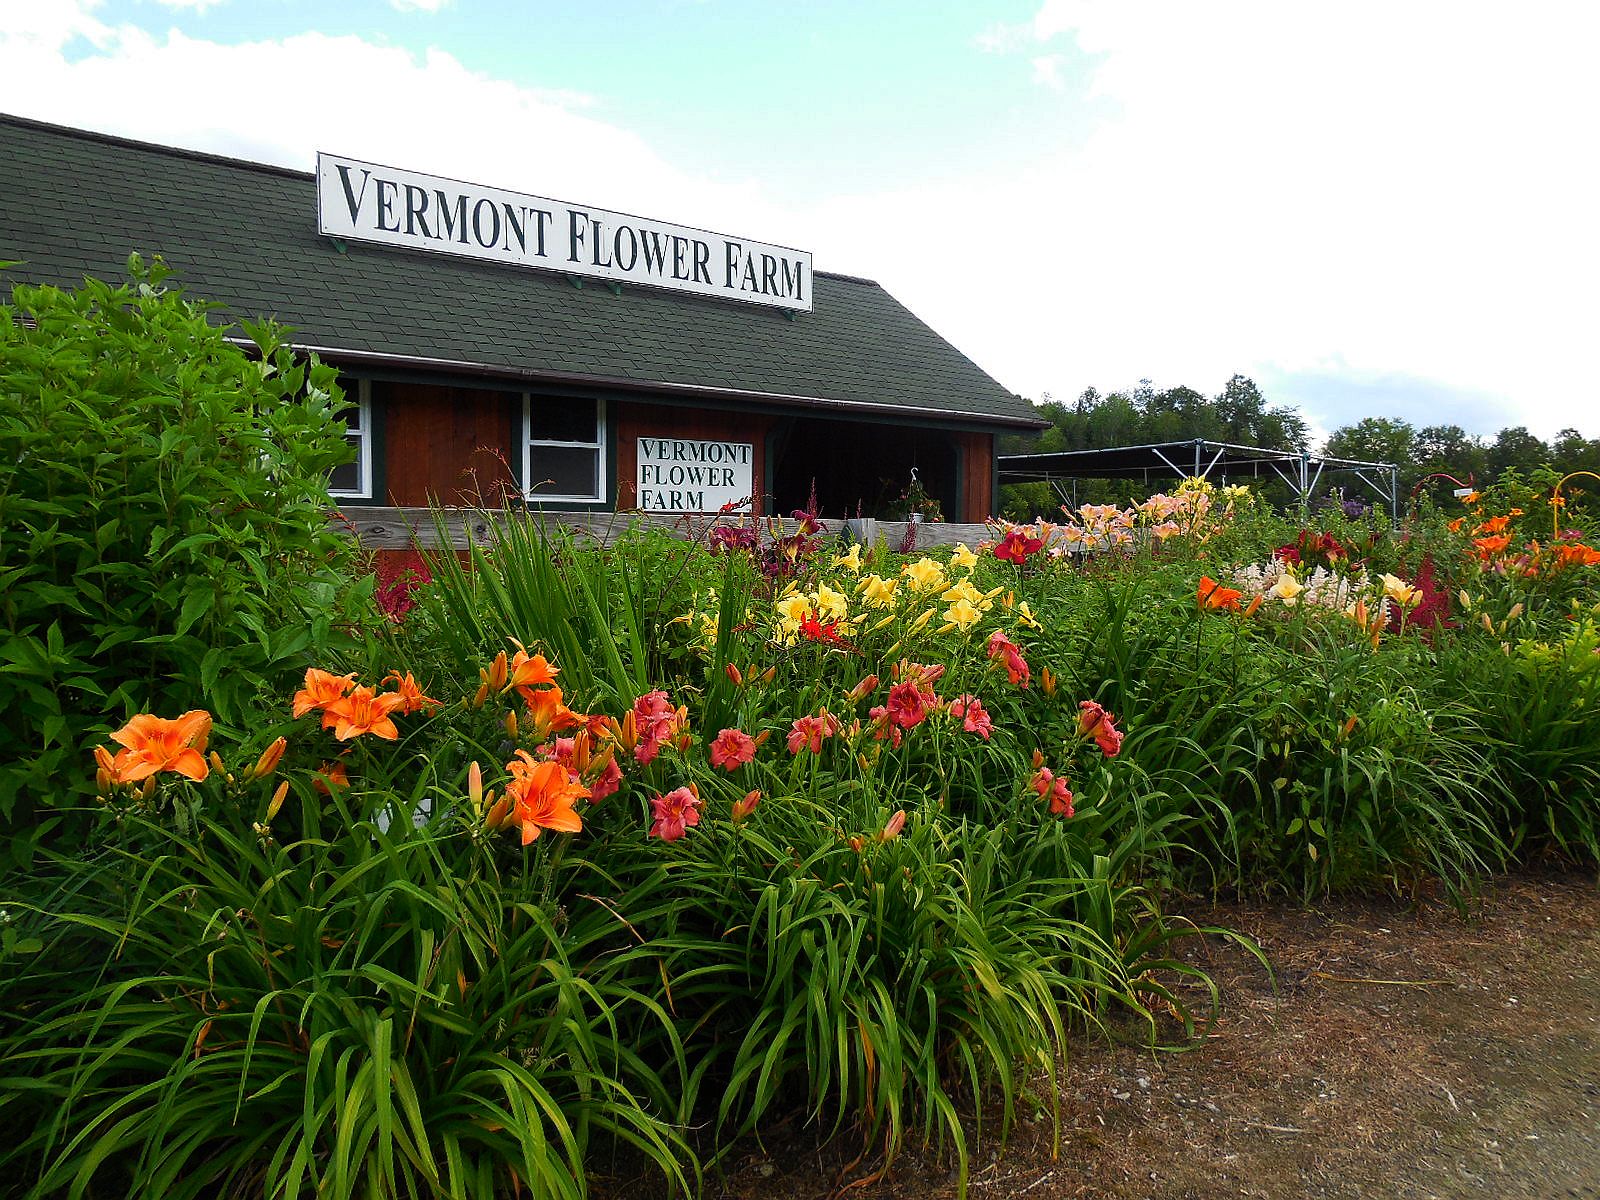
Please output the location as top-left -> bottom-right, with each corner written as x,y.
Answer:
1,113 -> 1046,429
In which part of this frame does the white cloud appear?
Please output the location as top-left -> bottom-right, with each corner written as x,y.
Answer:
3,1 -> 1598,439
389,0 -> 452,11
1028,53 -> 1067,91
150,0 -> 229,13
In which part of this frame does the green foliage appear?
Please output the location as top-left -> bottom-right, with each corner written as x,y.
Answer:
0,259 -> 371,824
0,774 -> 693,1199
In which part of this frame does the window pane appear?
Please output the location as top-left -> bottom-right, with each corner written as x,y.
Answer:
529,399 -> 598,444
339,403 -> 363,432
528,446 -> 600,499
329,459 -> 361,494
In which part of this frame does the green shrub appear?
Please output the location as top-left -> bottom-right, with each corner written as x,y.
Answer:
0,258 -> 371,830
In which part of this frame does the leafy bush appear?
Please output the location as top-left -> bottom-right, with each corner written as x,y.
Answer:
0,258 -> 371,829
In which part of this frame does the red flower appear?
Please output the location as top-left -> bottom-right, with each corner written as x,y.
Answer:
994,528 -> 1045,564
948,694 -> 993,740
709,727 -> 757,771
985,629 -> 1031,687
787,711 -> 840,754
1030,765 -> 1074,816
632,690 -> 684,764
1077,700 -> 1123,757
867,705 -> 903,748
885,680 -> 935,729
799,613 -> 846,644
649,786 -> 702,842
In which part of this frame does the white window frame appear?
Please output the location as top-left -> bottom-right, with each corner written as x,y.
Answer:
522,394 -> 608,504
329,378 -> 373,499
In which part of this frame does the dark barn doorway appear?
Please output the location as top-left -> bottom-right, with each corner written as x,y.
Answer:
769,418 -> 959,520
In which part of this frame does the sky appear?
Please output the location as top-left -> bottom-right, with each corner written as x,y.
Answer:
2,0 -> 1597,446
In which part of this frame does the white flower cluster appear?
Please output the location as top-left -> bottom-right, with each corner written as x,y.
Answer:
1233,560 -> 1371,611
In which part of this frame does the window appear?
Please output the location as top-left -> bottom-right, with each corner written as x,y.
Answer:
328,378 -> 373,499
524,395 -> 607,503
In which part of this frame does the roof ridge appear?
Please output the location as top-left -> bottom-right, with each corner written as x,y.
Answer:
0,111 -> 313,182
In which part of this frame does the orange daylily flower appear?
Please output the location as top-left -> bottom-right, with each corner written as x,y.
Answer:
523,684 -> 582,740
314,760 -> 350,794
1473,534 -> 1511,557
1473,515 -> 1510,535
1197,576 -> 1243,611
384,671 -> 441,715
507,649 -> 559,690
1554,543 -> 1600,567
323,686 -> 405,741
505,758 -> 587,845
292,669 -> 356,719
105,710 -> 214,783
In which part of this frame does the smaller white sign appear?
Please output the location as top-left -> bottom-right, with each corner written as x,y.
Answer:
637,438 -> 753,513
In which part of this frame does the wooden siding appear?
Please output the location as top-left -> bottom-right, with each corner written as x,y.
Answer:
380,382 -> 518,506
955,430 -> 994,523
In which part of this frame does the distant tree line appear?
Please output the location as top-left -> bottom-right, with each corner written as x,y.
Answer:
1000,376 -> 1599,518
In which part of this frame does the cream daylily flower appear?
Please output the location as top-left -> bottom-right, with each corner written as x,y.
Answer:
858,573 -> 899,608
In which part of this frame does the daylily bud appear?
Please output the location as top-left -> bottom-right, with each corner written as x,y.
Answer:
879,811 -> 906,842
616,709 -> 639,752
471,681 -> 490,709
857,752 -> 872,772
725,663 -> 744,687
1032,748 -> 1044,769
480,794 -> 508,829
1039,667 -> 1057,697
1340,715 -> 1359,740
759,666 -> 777,686
1243,594 -> 1264,618
847,674 -> 879,703
142,777 -> 157,800
1458,590 -> 1473,610
249,736 -> 287,781
209,751 -> 227,778
467,761 -> 483,812
732,790 -> 761,822
751,729 -> 772,750
847,835 -> 864,853
1481,612 -> 1495,633
1507,603 -> 1524,622
504,709 -> 519,740
266,780 -> 290,821
486,651 -> 509,693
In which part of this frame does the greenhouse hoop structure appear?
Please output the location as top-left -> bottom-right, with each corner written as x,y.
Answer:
998,438 -> 1401,513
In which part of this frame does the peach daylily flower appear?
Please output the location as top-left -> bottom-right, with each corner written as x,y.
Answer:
105,710 -> 213,783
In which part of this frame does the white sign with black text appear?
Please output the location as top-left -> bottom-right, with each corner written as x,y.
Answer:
636,438 -> 753,513
316,153 -> 812,312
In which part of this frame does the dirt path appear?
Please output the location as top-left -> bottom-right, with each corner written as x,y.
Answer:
712,872 -> 1600,1200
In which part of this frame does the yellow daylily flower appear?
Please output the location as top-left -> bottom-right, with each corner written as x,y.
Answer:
815,582 -> 850,621
832,543 -> 863,573
902,557 -> 947,592
858,573 -> 899,608
1268,575 -> 1304,604
940,578 -> 984,607
1015,600 -> 1042,631
950,543 -> 979,571
943,597 -> 983,631
1381,573 -> 1421,608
